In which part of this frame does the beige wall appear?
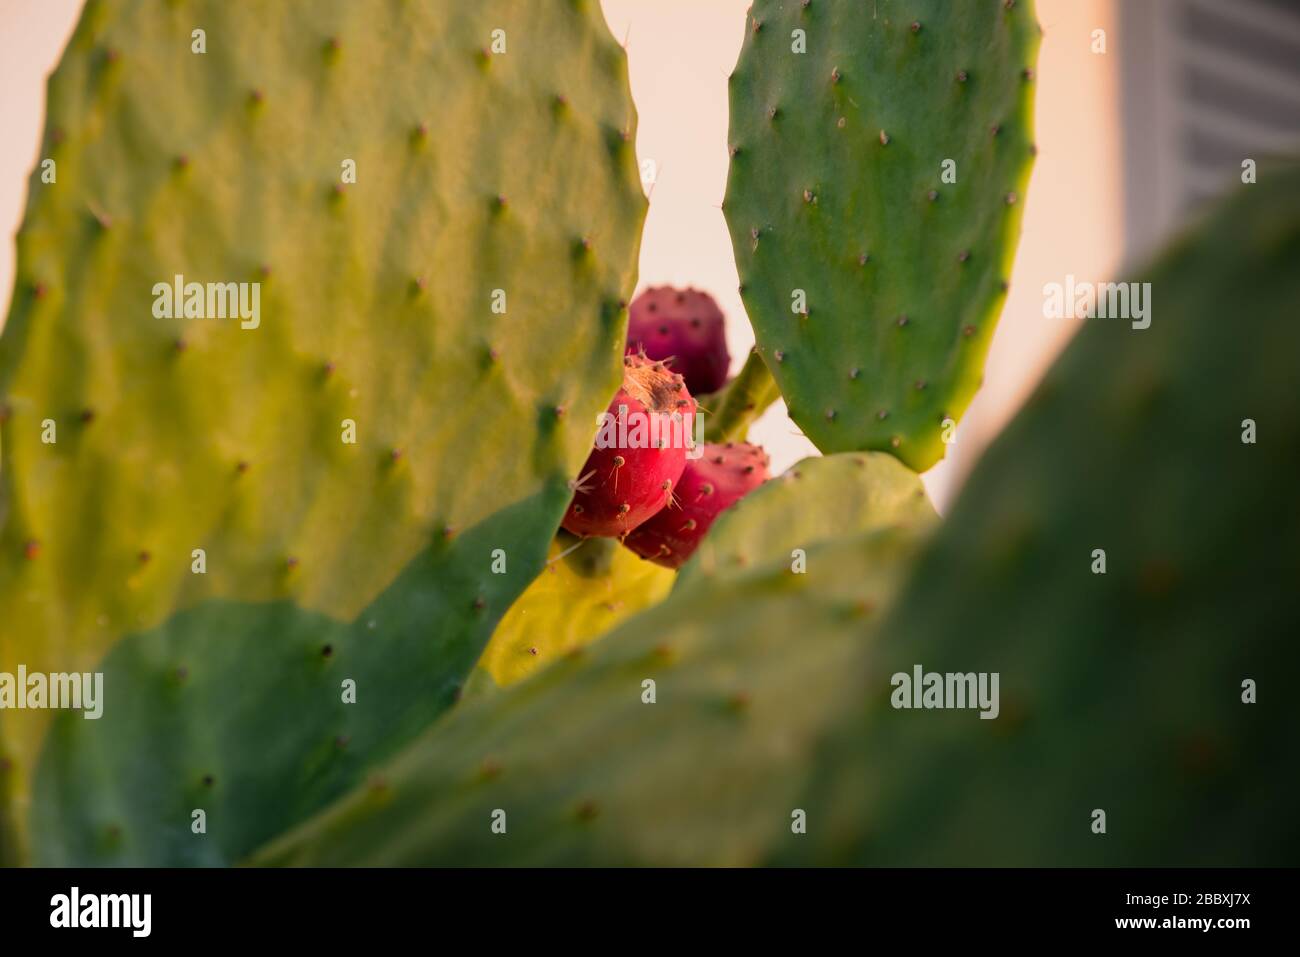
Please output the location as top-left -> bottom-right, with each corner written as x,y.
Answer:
1,0 -> 1123,508
0,0 -> 83,331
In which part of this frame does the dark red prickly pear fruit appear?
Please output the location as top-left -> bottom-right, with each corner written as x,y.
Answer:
561,354 -> 698,539
623,441 -> 769,568
626,286 -> 731,396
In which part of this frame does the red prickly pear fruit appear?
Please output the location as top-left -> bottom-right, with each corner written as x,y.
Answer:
626,286 -> 731,396
561,354 -> 698,539
623,441 -> 769,568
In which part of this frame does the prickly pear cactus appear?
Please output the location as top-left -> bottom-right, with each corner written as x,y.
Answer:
1,0 -> 645,864
724,0 -> 1039,470
474,535 -> 674,689
254,168 -> 1299,865
252,526 -> 927,867
674,450 -> 934,591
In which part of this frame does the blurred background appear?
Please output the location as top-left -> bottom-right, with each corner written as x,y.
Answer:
3,0 -> 1298,509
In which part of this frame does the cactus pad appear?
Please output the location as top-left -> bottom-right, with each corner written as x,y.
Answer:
1,0 -> 645,863
473,535 -> 674,689
724,0 -> 1039,469
252,526 -> 927,866
675,450 -> 934,592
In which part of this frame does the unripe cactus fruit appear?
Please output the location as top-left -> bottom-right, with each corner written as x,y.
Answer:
624,442 -> 770,568
626,286 -> 731,396
562,355 -> 698,538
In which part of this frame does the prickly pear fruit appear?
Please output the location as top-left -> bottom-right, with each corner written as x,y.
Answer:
626,286 -> 731,396
561,354 -> 698,538
624,442 -> 770,568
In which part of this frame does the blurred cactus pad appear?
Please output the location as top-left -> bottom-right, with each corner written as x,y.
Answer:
0,0 -> 646,864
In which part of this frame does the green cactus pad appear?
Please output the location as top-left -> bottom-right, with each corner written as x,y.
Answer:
675,450 -> 934,592
256,168 -> 1298,865
32,502 -> 548,866
724,0 -> 1039,469
474,534 -> 674,689
1,0 -> 645,863
251,526 -> 926,866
